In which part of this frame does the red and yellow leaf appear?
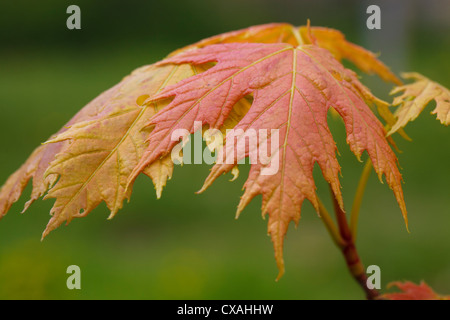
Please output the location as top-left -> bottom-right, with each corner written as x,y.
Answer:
130,42 -> 407,277
0,24 -> 408,278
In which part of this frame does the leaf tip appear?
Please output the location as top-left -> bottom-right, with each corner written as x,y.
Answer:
195,185 -> 207,195
40,230 -> 48,242
107,211 -> 117,220
275,263 -> 285,282
229,166 -> 239,182
156,187 -> 163,199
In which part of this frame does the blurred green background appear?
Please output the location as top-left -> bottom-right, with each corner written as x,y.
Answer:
0,0 -> 448,300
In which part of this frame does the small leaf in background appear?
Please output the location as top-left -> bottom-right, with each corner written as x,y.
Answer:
383,281 -> 450,300
389,72 -> 450,135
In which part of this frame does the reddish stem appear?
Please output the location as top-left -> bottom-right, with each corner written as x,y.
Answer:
329,186 -> 380,300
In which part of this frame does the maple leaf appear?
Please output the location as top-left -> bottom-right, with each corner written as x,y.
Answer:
0,23 -> 401,229
388,72 -> 450,135
0,23 -> 406,278
383,281 -> 450,300
0,63 -> 194,235
129,42 -> 407,278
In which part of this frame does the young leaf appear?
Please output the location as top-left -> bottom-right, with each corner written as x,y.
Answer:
388,72 -> 450,135
129,42 -> 407,277
0,63 -> 199,236
0,23 -> 402,225
0,24 -> 407,278
383,281 -> 450,300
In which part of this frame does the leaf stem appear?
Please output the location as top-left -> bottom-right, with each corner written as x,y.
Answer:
328,185 -> 380,300
349,159 -> 373,240
317,198 -> 345,248
291,26 -> 304,46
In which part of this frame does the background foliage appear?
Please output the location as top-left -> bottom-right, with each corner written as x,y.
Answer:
0,0 -> 448,299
